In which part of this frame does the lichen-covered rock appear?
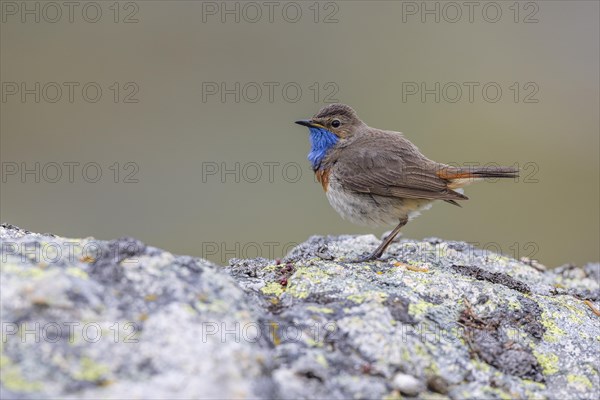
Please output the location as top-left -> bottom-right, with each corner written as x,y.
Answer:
229,235 -> 599,399
0,224 -> 274,399
1,225 -> 599,399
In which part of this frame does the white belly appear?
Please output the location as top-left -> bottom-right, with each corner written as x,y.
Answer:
325,178 -> 433,227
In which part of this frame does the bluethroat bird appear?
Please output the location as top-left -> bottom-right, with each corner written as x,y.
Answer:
295,104 -> 518,262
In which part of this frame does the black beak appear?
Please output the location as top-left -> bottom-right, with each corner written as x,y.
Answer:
295,119 -> 324,128
295,119 -> 314,127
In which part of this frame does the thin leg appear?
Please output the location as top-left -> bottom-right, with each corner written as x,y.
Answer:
350,216 -> 408,263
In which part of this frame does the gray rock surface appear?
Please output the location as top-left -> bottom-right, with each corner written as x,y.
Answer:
1,224 -> 599,399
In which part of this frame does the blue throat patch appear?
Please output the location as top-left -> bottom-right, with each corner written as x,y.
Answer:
307,127 -> 338,170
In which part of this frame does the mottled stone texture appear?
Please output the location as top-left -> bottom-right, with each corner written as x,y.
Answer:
1,224 -> 599,399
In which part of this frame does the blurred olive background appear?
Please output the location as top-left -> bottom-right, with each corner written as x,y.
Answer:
1,1 -> 598,267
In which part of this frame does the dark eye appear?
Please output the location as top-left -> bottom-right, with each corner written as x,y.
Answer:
331,119 -> 341,128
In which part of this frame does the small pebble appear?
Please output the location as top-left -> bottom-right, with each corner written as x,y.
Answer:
392,373 -> 423,396
427,375 -> 449,394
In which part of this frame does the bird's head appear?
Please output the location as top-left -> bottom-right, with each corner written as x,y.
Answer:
295,103 -> 362,138
295,104 -> 363,170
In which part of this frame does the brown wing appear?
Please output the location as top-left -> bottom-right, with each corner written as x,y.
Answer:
332,130 -> 468,202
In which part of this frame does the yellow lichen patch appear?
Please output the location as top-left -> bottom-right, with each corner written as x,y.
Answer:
408,300 -> 434,319
0,355 -> 43,392
402,271 -> 435,288
489,387 -> 513,400
183,304 -> 196,315
472,359 -> 491,373
0,263 -> 47,279
569,313 -> 584,324
400,347 -> 411,362
144,294 -> 158,302
546,295 -> 586,319
268,322 -> 280,346
65,267 -> 88,280
533,351 -> 559,375
73,357 -> 110,383
564,300 -> 586,318
285,266 -> 331,299
194,299 -> 228,314
296,266 -> 330,280
425,361 -> 440,375
306,306 -> 334,314
540,311 -> 566,343
507,297 -> 522,311
585,364 -> 599,377
263,264 -> 279,272
411,342 -> 430,359
269,298 -> 280,307
260,282 -> 285,297
315,353 -> 328,368
347,291 -> 388,304
567,374 -> 593,390
520,378 -> 546,389
303,336 -> 321,348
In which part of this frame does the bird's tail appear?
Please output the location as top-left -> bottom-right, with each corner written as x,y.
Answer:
438,165 -> 519,179
438,165 -> 519,189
